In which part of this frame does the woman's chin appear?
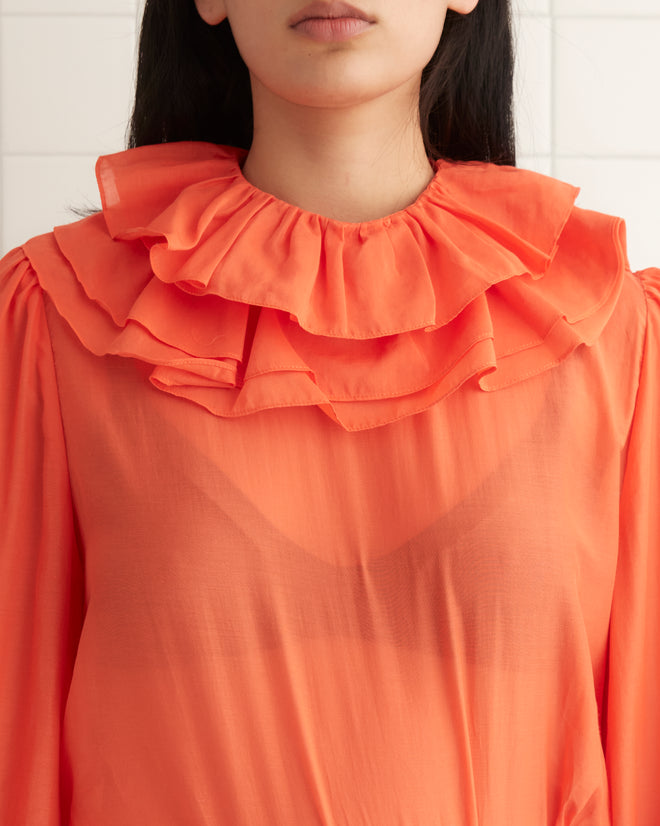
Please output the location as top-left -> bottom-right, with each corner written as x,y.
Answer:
250,71 -> 413,113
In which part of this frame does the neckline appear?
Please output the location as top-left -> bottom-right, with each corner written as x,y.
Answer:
95,140 -> 585,341
231,148 -> 444,230
37,139 -> 627,431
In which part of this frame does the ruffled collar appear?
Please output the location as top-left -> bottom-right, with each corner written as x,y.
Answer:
98,142 -> 581,339
26,141 -> 628,430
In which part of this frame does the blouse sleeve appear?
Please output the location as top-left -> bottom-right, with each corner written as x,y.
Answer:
606,266 -> 660,824
0,247 -> 84,824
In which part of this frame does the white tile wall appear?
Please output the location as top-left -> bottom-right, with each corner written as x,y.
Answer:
1,3 -> 659,271
0,0 -> 136,13
514,0 -> 550,14
1,17 -> 136,155
554,0 -> 659,15
554,19 -> 660,157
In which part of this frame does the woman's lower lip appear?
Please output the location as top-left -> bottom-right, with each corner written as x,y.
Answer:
292,17 -> 373,41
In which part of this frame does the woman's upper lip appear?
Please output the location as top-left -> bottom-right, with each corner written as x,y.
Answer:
289,2 -> 375,27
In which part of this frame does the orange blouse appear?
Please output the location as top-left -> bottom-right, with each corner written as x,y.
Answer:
1,141 -> 658,825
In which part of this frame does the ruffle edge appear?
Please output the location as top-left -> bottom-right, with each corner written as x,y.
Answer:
23,142 -> 628,431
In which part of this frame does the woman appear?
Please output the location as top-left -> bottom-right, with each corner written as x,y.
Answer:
1,0 -> 658,823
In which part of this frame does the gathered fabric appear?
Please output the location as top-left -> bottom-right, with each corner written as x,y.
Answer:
26,141 -> 626,431
0,141 -> 658,825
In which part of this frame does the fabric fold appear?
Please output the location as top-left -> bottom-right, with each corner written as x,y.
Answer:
23,141 -> 628,431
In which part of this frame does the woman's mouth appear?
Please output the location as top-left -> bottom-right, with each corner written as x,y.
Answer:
289,2 -> 376,41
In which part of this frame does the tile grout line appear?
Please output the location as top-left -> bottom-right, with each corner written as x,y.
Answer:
550,0 -> 557,179
1,11 -> 139,17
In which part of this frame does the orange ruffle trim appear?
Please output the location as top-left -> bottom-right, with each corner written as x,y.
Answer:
23,141 -> 628,431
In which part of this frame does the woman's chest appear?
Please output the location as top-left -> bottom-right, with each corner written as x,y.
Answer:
54,338 -> 623,676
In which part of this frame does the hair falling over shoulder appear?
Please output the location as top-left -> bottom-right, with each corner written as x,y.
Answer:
128,0 -> 516,166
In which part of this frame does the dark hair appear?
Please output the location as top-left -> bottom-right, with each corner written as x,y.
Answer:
128,0 -> 516,166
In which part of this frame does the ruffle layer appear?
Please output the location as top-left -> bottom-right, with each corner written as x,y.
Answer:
25,141 -> 628,431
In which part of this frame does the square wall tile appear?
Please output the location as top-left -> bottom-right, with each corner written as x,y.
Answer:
514,15 -> 552,156
554,0 -> 660,14
1,0 -> 136,12
555,158 -> 660,272
1,16 -> 137,155
1,155 -> 100,255
554,19 -> 660,156
513,0 -> 551,14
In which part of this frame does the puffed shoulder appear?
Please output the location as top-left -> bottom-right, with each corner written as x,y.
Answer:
0,246 -> 48,336
636,266 -> 660,306
18,141 -> 629,431
1,245 -> 39,297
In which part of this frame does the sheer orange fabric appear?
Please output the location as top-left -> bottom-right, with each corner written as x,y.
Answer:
1,142 -> 658,825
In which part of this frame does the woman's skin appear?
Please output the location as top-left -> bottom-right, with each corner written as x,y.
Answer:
194,0 -> 478,223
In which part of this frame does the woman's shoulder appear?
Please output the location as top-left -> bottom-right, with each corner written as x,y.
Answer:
0,209 -> 136,310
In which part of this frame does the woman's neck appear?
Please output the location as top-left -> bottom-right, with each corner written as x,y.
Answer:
240,77 -> 435,224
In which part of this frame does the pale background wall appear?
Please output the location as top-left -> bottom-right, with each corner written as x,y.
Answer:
1,0 -> 658,271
